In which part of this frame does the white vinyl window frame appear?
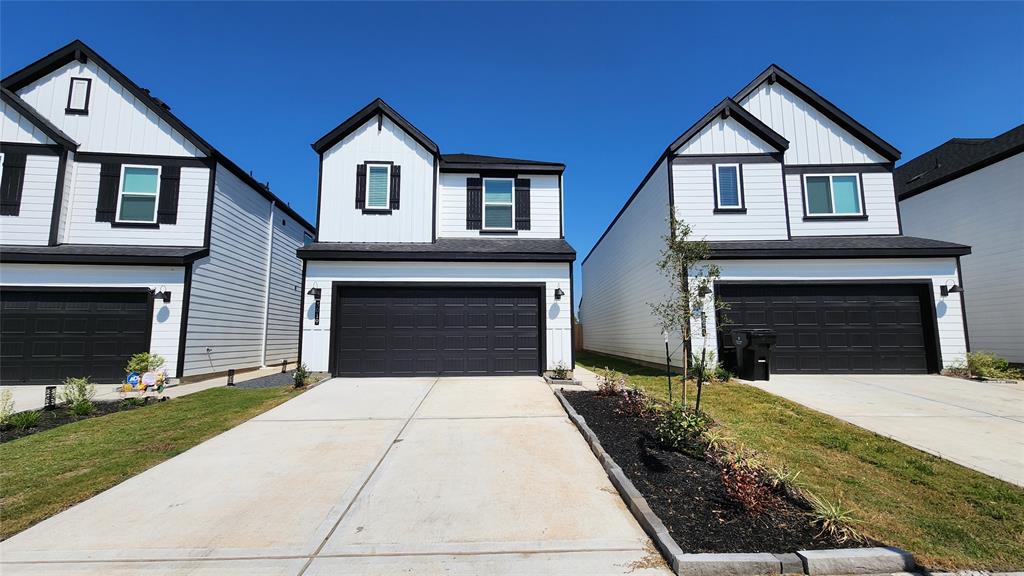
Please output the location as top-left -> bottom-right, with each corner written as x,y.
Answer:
714,163 -> 742,209
802,173 -> 864,217
115,164 -> 162,224
0,153 -> 4,189
364,162 -> 391,210
482,177 -> 515,230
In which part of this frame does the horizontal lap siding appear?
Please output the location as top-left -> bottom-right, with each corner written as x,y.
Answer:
900,153 -> 1024,361
301,261 -> 572,373
672,162 -> 788,241
0,155 -> 59,245
1,100 -> 55,145
263,212 -> 305,367
64,162 -> 208,246
0,263 -> 186,377
582,158 -> 681,366
786,172 -> 900,236
438,173 -> 561,238
183,167 -> 270,377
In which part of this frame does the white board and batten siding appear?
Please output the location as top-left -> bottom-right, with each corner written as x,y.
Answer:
738,82 -> 887,166
900,153 -> 1024,361
62,161 -> 209,246
1,99 -> 56,145
671,161 -> 788,241
301,261 -> 573,372
582,158 -> 687,367
686,258 -> 968,368
0,263 -> 187,376
263,211 -> 306,367
676,116 -> 777,156
438,172 -> 562,238
0,155 -> 60,245
14,59 -> 203,157
319,115 -> 433,243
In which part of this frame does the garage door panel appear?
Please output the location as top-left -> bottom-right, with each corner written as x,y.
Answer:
718,284 -> 935,374
333,286 -> 540,377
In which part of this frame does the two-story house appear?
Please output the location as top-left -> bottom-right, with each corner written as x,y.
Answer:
299,99 -> 575,377
896,124 -> 1024,363
582,65 -> 971,376
0,40 -> 314,384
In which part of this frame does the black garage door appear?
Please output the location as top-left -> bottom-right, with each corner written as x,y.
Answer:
332,285 -> 541,377
0,289 -> 153,384
717,284 -> 938,374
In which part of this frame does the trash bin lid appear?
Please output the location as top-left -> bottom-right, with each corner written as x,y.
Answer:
731,330 -> 750,347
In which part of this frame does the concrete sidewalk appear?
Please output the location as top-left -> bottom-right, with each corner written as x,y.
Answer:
1,376 -> 669,575
755,374 -> 1024,486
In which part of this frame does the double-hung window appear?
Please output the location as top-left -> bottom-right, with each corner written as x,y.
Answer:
365,163 -> 391,210
715,164 -> 742,209
804,174 -> 862,216
483,178 -> 514,230
116,165 -> 161,223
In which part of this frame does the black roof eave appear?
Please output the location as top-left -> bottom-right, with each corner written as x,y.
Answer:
311,98 -> 440,156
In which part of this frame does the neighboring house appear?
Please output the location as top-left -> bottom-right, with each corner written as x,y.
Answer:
582,65 -> 971,375
299,99 -> 575,377
895,124 -> 1024,363
0,40 -> 314,384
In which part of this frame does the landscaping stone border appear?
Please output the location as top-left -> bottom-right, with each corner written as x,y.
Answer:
552,388 -> 917,576
543,375 -> 582,386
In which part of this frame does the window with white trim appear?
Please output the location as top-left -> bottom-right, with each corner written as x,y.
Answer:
715,164 -> 741,208
804,174 -> 862,216
116,165 -> 161,223
0,153 -> 4,187
483,178 -> 514,229
66,77 -> 91,114
365,163 -> 391,209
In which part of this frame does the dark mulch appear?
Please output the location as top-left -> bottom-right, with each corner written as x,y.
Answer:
236,371 -> 330,389
564,390 -> 868,554
0,398 -> 160,443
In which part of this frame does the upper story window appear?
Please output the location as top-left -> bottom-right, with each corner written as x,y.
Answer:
365,163 -> 391,209
804,174 -> 862,216
715,164 -> 743,209
66,77 -> 91,115
116,165 -> 161,223
483,178 -> 514,229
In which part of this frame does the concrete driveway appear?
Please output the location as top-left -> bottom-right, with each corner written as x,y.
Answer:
1,377 -> 669,575
753,374 -> 1024,486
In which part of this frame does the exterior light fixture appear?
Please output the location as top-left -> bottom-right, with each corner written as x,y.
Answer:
554,287 -> 565,300
307,286 -> 322,325
940,280 -> 963,297
307,287 -> 322,299
153,286 -> 172,303
44,386 -> 57,410
227,368 -> 236,387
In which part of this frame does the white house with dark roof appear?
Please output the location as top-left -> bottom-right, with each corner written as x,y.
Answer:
896,124 -> 1024,362
0,40 -> 314,384
299,99 -> 575,377
582,65 -> 971,376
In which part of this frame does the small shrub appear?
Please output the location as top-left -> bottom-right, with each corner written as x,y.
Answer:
806,492 -> 863,543
597,368 -> 626,397
966,351 -> 1023,380
768,465 -> 803,493
700,429 -> 734,454
720,451 -> 777,513
8,410 -> 41,430
0,389 -> 14,426
713,365 -> 733,383
654,403 -> 712,455
617,386 -> 656,418
691,352 -> 718,382
70,400 -> 95,416
60,377 -> 96,406
293,363 -> 311,388
551,362 -> 571,380
120,397 -> 148,409
125,352 -> 166,375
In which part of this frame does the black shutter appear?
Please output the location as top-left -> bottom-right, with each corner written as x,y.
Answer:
157,166 -> 180,224
95,163 -> 120,222
390,165 -> 401,210
355,164 -> 366,209
466,177 -> 482,230
515,178 -> 531,230
0,153 -> 27,216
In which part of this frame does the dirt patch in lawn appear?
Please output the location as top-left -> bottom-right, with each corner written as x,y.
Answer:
565,390 -> 870,554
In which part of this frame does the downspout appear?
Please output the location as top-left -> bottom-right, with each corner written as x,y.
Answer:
260,200 -> 276,367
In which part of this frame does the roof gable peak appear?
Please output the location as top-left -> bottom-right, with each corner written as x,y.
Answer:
311,98 -> 439,156
670,97 -> 789,154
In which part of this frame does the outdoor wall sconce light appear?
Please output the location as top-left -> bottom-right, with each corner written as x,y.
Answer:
153,287 -> 172,303
554,287 -> 565,300
307,286 -> 322,325
940,280 -> 963,297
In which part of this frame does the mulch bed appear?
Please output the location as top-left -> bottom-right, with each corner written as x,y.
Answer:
0,398 -> 161,444
564,390 -> 870,554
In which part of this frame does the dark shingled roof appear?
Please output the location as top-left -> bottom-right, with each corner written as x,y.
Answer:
895,124 -> 1024,200
298,238 -> 575,262
0,244 -> 208,265
1,87 -> 78,150
440,153 -> 564,173
708,235 -> 970,259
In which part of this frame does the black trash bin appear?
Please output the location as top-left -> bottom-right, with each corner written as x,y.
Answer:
730,329 -> 776,381
730,330 -> 751,379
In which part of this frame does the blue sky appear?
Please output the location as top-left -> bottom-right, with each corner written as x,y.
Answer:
3,2 -> 1022,304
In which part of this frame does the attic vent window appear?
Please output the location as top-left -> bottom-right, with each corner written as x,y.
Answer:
66,77 -> 91,115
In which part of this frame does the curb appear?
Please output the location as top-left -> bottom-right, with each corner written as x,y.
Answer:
552,389 -> 916,576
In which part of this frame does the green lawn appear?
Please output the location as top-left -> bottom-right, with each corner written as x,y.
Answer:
0,385 -> 301,540
576,351 -> 1024,571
